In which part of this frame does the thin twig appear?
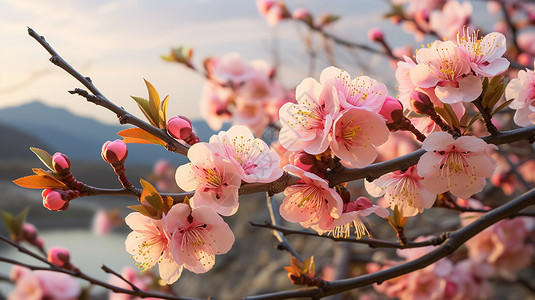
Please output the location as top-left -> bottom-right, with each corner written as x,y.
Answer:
27,28 -> 189,156
265,194 -> 303,262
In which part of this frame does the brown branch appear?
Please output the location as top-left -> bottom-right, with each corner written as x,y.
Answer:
244,187 -> 535,299
250,221 -> 448,249
27,28 -> 189,156
265,195 -> 303,262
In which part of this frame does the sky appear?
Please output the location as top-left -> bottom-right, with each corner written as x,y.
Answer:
0,0 -> 493,125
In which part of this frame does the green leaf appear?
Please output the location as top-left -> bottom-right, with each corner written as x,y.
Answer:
140,179 -> 163,212
465,113 -> 482,131
434,107 -> 455,129
1,208 -> 30,241
159,95 -> 170,129
117,128 -> 166,146
127,204 -> 154,218
443,103 -> 460,128
491,99 -> 514,116
131,96 -> 157,127
486,82 -> 505,111
144,79 -> 161,128
30,147 -> 54,172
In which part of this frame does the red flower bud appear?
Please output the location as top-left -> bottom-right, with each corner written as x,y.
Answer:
167,115 -> 193,140
52,152 -> 71,173
379,96 -> 404,124
47,246 -> 71,268
42,189 -> 69,211
409,90 -> 434,115
368,27 -> 384,42
22,223 -> 38,241
101,139 -> 128,164
291,151 -> 317,173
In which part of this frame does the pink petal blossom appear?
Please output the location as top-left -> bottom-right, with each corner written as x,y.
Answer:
410,40 -> 482,104
124,212 -> 182,284
505,64 -> 535,127
320,66 -> 388,112
8,270 -> 43,300
417,132 -> 498,198
280,165 -> 343,228
457,28 -> 509,77
175,142 -> 242,216
311,197 -> 389,239
165,204 -> 234,274
429,0 -> 472,41
211,52 -> 254,85
365,165 -> 436,216
210,125 -> 282,183
279,77 -> 340,154
330,108 -> 390,168
35,270 -> 81,300
108,267 -> 155,300
199,81 -> 232,131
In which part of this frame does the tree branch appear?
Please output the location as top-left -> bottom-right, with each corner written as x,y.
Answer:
244,187 -> 535,299
27,28 -> 189,156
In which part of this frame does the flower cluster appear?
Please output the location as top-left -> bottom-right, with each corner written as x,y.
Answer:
201,52 -> 287,136
9,266 -> 81,300
505,63 -> 535,127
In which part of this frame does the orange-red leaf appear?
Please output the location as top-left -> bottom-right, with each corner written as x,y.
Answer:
13,175 -> 67,189
117,128 -> 166,146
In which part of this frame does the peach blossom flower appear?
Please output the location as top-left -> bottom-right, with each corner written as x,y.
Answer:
410,40 -> 482,104
35,270 -> 81,300
199,81 -> 232,131
125,212 -> 182,284
417,132 -> 497,198
320,66 -> 388,113
457,28 -> 509,77
429,0 -> 472,41
165,204 -> 234,274
108,267 -> 155,300
365,165 -> 436,216
505,64 -> 535,127
330,108 -> 389,168
280,165 -> 343,228
279,77 -> 340,154
211,52 -> 254,85
311,197 -> 389,239
210,125 -> 283,183
8,271 -> 43,300
175,142 -> 242,216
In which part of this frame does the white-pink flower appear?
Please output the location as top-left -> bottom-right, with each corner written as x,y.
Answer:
417,132 -> 497,199
211,52 -> 254,85
199,81 -> 232,131
8,270 -> 43,300
124,212 -> 182,284
429,0 -> 472,41
280,165 -> 343,228
175,142 -> 242,216
365,165 -> 436,216
410,40 -> 482,104
165,203 -> 234,274
35,271 -> 81,300
320,66 -> 388,113
279,77 -> 339,154
330,107 -> 390,168
311,197 -> 389,239
457,28 -> 509,77
505,64 -> 535,127
210,125 -> 283,183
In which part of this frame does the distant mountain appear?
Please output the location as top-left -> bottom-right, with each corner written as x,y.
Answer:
0,101 -> 225,166
0,121 -> 52,160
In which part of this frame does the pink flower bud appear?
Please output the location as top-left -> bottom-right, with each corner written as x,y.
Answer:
379,96 -> 404,124
345,197 -> 373,212
42,189 -> 70,211
47,246 -> 71,268
101,139 -> 128,164
51,152 -> 71,173
22,223 -> 38,241
34,237 -> 44,249
292,8 -> 313,25
167,115 -> 193,140
409,90 -> 434,114
291,151 -> 316,172
368,27 -> 384,42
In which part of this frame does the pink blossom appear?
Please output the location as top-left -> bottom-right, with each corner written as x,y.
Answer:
102,139 -> 128,164
447,259 -> 494,299
417,132 -> 497,198
311,197 -> 389,239
92,209 -> 113,236
210,125 -> 282,183
429,0 -> 473,41
330,108 -> 390,168
376,131 -> 419,162
279,76 -> 340,154
505,64 -> 535,127
8,271 -> 43,300
517,31 -> 535,56
165,203 -> 234,274
108,267 -> 156,300
199,81 -> 232,131
410,40 -> 482,104
457,28 -> 509,77
35,270 -> 81,300
47,246 -> 71,268
51,152 -> 71,173
175,143 -> 241,216
42,188 -> 69,211
211,52 -> 254,85
10,265 -> 29,283
124,212 -> 182,284
319,66 -> 388,113
280,165 -> 343,228
365,165 -> 436,216
462,206 -> 534,280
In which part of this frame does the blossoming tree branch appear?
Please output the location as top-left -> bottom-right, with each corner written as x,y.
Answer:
2,1 -> 535,299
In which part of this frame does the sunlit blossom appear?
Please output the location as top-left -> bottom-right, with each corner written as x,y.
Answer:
505,63 -> 535,127
457,28 -> 509,77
